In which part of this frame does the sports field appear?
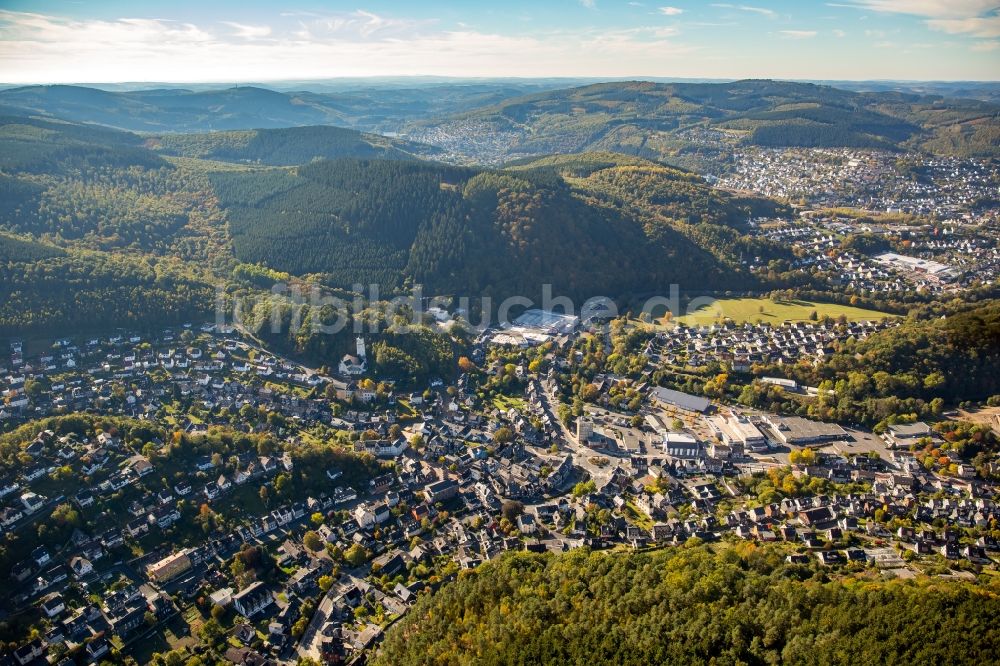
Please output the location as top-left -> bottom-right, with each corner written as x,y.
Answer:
670,298 -> 895,326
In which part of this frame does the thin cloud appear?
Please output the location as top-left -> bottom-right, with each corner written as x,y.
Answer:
652,26 -> 682,37
826,1 -> 1000,37
0,11 -> 214,46
828,1 -> 997,19
0,9 -> 698,83
221,22 -> 272,39
970,39 -> 999,50
927,16 -> 1000,38
0,6 -> 994,83
712,4 -> 778,18
301,10 -> 436,40
780,30 -> 818,39
658,6 -> 684,15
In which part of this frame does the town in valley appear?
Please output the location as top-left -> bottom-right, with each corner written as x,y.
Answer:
1,0 -> 999,663
2,291 -> 999,664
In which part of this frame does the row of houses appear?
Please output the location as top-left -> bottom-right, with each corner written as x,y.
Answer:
648,318 -> 896,371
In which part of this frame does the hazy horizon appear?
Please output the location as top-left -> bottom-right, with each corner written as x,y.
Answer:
3,76 -> 1000,87
1,1 -> 998,84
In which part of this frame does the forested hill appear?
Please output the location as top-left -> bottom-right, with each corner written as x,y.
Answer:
758,299 -> 1000,427
0,113 -> 165,173
0,232 -> 213,337
149,125 -> 439,166
210,153 -> 787,300
0,114 -> 222,255
408,79 -> 1000,164
0,111 -> 787,332
375,545 -> 1000,666
0,116 -> 222,338
0,85 -> 343,133
0,82 -> 561,134
2,81 -> 996,168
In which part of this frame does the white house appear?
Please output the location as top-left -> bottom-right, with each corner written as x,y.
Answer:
69,556 -> 94,578
339,337 -> 368,376
232,582 -> 272,618
20,492 -> 46,514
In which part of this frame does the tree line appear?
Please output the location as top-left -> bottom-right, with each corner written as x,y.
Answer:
375,543 -> 1000,666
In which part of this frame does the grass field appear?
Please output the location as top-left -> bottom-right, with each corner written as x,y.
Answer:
669,298 -> 895,326
491,394 -> 527,412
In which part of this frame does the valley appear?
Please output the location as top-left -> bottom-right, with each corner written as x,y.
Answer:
0,74 -> 997,666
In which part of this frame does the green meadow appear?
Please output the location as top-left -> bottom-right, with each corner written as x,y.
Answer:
670,298 -> 895,326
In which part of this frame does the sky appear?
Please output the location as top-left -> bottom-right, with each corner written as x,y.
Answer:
0,0 -> 997,83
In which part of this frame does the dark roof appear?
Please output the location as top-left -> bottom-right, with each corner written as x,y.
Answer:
651,387 -> 710,412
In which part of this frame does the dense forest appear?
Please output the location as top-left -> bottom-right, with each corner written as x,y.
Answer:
212,159 -> 471,289
0,233 -> 214,337
212,153 -> 776,301
0,230 -> 63,262
152,125 -> 435,165
2,167 -> 192,251
0,101 -> 993,354
0,114 -> 165,174
375,544 -> 999,666
514,153 -> 794,271
1,111 -> 783,340
0,115 -> 234,338
720,104 -> 920,150
0,115 -> 237,259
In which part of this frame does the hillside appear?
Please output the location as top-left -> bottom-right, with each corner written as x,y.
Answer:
406,79 -> 1000,165
0,114 -> 235,258
0,85 -> 344,133
0,231 -> 65,262
0,82 -> 561,134
0,118 -> 221,338
764,300 -> 1000,427
375,545 -> 1000,666
0,111 -> 787,332
2,81 -> 996,168
0,113 -> 165,173
149,125 -> 438,165
0,232 -> 214,337
509,153 -> 793,271
210,153 -> 781,300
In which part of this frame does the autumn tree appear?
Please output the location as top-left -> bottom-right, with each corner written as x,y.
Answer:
344,543 -> 369,567
501,500 -> 524,523
303,530 -> 323,552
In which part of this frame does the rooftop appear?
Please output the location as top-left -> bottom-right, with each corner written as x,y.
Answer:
651,387 -> 711,413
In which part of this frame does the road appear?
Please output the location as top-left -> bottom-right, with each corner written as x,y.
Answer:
295,570 -> 368,662
229,323 -> 325,380
536,378 -> 615,486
